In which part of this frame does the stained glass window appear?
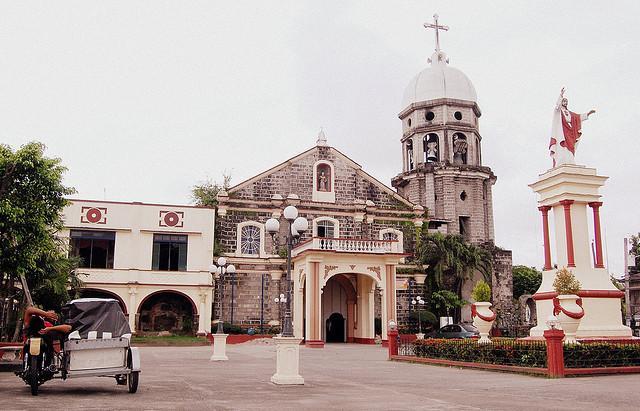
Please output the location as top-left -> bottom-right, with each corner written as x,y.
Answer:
241,225 -> 261,255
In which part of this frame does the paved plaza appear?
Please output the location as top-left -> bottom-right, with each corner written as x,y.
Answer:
2,342 -> 640,410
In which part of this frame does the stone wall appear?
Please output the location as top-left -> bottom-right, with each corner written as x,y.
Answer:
491,248 -> 515,329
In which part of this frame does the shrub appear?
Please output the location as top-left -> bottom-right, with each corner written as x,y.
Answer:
222,322 -> 245,334
563,342 -> 640,368
553,268 -> 581,295
471,280 -> 491,302
412,338 -> 547,368
408,310 -> 437,325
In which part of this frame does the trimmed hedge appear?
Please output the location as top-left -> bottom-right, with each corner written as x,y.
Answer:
412,338 -> 547,368
563,342 -> 640,368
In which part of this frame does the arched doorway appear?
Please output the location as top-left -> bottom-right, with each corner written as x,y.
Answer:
138,291 -> 196,334
321,274 -> 357,343
79,288 -> 127,314
326,313 -> 345,342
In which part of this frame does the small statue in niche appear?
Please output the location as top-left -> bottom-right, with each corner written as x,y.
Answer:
426,141 -> 438,163
318,170 -> 328,191
453,134 -> 468,165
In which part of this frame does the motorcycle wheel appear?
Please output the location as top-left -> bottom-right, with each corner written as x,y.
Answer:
127,371 -> 139,393
29,355 -> 39,396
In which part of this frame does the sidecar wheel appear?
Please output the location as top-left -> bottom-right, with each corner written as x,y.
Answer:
127,371 -> 139,393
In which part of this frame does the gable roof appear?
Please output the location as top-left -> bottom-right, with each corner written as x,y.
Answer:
228,145 -> 416,209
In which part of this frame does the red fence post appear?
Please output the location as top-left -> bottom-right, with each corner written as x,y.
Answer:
388,330 -> 398,359
544,328 -> 565,378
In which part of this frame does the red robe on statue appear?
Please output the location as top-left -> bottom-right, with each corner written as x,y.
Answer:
549,111 -> 582,156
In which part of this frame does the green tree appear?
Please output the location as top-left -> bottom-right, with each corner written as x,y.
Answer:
512,265 -> 542,299
431,290 -> 467,318
418,232 -> 492,297
191,174 -> 231,208
191,174 -> 231,256
1,142 -> 82,340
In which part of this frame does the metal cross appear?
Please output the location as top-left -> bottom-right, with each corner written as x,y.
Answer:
423,14 -> 449,53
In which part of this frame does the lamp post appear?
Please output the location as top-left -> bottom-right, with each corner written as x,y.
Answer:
274,293 -> 287,333
411,295 -> 426,339
208,257 -> 236,361
265,204 -> 308,385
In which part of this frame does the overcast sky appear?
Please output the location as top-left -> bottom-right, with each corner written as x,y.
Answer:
2,1 -> 639,275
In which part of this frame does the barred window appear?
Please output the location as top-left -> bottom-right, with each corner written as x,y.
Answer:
240,225 -> 261,255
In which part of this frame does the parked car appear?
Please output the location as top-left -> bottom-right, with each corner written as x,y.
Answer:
429,323 -> 479,339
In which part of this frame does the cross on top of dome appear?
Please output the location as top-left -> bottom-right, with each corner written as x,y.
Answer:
423,14 -> 449,54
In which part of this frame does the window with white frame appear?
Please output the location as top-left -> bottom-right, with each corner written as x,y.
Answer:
382,231 -> 398,241
317,220 -> 335,238
236,221 -> 265,257
313,217 -> 339,238
379,228 -> 403,253
241,225 -> 260,255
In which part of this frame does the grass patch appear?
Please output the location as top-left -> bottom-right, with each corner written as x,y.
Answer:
131,335 -> 210,346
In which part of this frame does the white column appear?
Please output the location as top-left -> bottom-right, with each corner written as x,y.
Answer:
197,289 -> 208,335
127,286 -> 137,333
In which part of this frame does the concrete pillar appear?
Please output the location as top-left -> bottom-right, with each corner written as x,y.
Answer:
305,262 -> 323,347
384,264 -> 397,341
346,301 -> 355,343
539,206 -> 552,270
560,200 -> 576,267
127,286 -> 137,333
589,202 -> 604,268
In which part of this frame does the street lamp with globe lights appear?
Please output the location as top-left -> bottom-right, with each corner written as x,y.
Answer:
208,256 -> 236,334
411,295 -> 426,338
265,203 -> 308,385
265,206 -> 308,337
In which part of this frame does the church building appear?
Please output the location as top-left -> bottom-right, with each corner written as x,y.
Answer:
213,17 -> 513,344
60,18 -> 514,341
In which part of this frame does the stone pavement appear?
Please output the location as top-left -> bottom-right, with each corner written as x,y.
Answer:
2,342 -> 640,410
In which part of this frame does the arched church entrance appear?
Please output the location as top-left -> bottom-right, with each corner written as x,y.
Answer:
326,313 -> 345,343
321,274 -> 357,343
138,291 -> 196,334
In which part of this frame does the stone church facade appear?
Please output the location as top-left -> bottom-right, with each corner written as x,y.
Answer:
215,136 -> 425,345
213,35 -> 515,340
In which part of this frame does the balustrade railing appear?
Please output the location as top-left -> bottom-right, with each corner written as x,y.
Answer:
292,237 -> 400,256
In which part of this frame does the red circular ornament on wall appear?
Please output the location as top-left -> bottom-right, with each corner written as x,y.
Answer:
163,212 -> 179,227
86,208 -> 102,223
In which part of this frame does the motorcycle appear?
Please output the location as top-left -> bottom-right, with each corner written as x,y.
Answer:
15,298 -> 140,396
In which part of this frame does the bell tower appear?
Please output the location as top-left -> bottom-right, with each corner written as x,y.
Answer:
391,14 -> 496,244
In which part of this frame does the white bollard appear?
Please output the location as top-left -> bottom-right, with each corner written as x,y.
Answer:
271,336 -> 304,385
210,334 -> 229,361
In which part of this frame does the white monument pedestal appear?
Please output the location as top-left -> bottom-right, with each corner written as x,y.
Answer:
210,333 -> 229,361
529,164 -> 631,338
271,337 -> 304,385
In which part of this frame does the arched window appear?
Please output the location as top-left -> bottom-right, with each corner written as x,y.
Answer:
452,133 -> 468,165
406,140 -> 414,170
313,217 -> 340,239
423,133 -> 439,163
379,228 -> 403,253
236,221 -> 265,258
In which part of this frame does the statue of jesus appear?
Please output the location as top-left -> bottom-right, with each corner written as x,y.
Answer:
549,87 -> 596,167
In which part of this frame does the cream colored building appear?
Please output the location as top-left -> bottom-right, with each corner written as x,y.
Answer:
61,199 -> 215,335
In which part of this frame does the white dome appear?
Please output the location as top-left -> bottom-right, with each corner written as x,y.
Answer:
401,51 -> 477,110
